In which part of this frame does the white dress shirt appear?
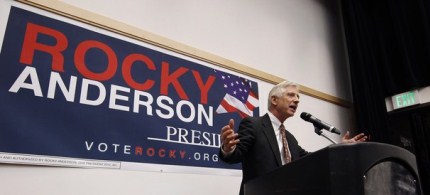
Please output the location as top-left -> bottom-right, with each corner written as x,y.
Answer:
268,112 -> 291,165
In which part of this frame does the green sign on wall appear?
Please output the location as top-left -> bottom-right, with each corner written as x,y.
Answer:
391,90 -> 420,110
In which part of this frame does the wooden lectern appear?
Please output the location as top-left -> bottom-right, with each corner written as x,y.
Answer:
244,142 -> 422,195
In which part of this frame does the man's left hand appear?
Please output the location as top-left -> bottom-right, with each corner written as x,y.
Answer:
341,131 -> 368,143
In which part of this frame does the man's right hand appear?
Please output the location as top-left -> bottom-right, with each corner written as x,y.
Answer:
220,119 -> 240,153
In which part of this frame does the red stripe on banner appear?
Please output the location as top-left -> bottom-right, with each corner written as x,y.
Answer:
220,100 -> 249,118
249,91 -> 257,98
245,91 -> 258,111
237,111 -> 247,119
246,101 -> 255,110
220,100 -> 238,112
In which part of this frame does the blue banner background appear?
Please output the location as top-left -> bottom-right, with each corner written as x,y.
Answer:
0,7 -> 259,170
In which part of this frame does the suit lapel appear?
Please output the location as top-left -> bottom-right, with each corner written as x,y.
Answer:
261,114 -> 282,166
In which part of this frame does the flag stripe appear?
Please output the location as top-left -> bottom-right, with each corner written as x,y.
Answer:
247,92 -> 259,106
216,94 -> 253,116
219,101 -> 249,118
214,70 -> 259,118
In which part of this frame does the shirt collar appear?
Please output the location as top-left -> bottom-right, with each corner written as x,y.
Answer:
268,111 -> 283,130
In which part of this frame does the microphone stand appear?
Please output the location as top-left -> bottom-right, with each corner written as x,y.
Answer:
314,126 -> 337,144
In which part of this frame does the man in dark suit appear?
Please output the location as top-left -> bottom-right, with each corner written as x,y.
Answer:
219,81 -> 367,195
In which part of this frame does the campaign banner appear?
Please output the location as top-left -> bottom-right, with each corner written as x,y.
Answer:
0,7 -> 259,172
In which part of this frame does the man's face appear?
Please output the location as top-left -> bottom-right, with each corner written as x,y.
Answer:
272,85 -> 300,119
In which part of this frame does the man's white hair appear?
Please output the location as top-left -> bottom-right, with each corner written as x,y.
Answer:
267,81 -> 299,109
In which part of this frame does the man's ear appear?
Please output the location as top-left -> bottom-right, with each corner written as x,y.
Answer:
270,96 -> 277,106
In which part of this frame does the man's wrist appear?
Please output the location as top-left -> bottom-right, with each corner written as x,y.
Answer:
221,144 -> 235,156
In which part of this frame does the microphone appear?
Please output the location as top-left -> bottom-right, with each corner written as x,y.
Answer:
300,112 -> 341,134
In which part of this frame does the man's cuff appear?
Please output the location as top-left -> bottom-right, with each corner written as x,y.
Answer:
221,144 -> 236,156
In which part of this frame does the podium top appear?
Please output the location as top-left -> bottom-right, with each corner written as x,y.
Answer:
245,142 -> 421,195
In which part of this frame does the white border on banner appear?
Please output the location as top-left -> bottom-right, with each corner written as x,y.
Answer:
0,152 -> 242,176
121,162 -> 242,176
0,152 -> 121,169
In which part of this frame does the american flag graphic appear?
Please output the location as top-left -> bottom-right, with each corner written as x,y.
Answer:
215,70 -> 259,118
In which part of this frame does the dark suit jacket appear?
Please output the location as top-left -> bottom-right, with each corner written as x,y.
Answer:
220,113 -> 309,195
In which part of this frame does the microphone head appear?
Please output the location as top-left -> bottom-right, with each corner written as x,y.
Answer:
300,112 -> 311,121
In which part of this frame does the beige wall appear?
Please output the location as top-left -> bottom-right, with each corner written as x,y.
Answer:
0,0 -> 353,194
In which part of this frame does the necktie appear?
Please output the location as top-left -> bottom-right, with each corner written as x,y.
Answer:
280,124 -> 291,164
